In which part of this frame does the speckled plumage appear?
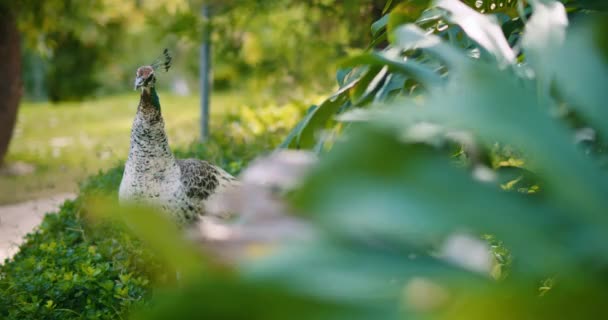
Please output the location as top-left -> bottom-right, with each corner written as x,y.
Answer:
119,87 -> 237,225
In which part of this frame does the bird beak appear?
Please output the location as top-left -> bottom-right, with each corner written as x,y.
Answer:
134,76 -> 144,90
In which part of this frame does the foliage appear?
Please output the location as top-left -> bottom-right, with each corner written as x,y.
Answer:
197,0 -> 388,94
175,96 -> 313,168
43,33 -> 106,101
4,0 -> 608,319
10,0 -> 129,101
13,0 -> 389,101
0,90 -> 307,318
0,172 -> 158,319
210,2 -> 347,93
77,0 -> 607,319
11,0 -> 412,102
0,149 -> 219,319
270,0 -> 608,318
281,0 -> 606,150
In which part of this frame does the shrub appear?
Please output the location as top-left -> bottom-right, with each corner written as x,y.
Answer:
0,175 -> 158,319
0,99 -> 304,319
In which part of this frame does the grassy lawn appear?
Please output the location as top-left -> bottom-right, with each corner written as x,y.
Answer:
1,91 -> 253,205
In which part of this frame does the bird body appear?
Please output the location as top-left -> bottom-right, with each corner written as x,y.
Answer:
119,58 -> 237,224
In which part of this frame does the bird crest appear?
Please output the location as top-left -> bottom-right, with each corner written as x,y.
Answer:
150,48 -> 172,72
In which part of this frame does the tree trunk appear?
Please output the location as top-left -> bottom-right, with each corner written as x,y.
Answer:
0,8 -> 22,166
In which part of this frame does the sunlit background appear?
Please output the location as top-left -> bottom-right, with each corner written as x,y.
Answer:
1,0 -> 382,203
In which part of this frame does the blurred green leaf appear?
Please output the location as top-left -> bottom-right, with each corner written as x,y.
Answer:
133,276 -> 381,320
423,64 -> 607,219
86,198 -> 211,281
371,14 -> 389,36
341,52 -> 442,88
245,238 -> 484,307
374,73 -> 407,101
392,24 -> 468,68
291,126 -> 601,276
436,0 -> 516,65
280,105 -> 320,149
297,96 -> 348,150
544,18 -> 608,142
387,1 -> 433,42
521,0 -> 568,107
350,66 -> 388,105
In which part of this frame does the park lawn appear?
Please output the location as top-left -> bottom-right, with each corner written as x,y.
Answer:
0,91 -> 249,205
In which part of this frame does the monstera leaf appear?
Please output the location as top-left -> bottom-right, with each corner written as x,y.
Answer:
279,0 -> 530,153
120,1 -> 608,319
263,0 -> 608,319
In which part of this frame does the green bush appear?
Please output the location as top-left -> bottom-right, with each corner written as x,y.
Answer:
0,99 -> 304,318
44,34 -> 102,102
0,158 -> 221,319
0,168 -> 158,319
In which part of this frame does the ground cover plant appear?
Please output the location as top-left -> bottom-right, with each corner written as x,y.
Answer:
0,97 -> 308,319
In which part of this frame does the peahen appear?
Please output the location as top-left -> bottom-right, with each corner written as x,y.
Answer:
119,50 -> 238,225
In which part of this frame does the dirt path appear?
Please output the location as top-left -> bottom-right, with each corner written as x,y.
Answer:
0,193 -> 75,262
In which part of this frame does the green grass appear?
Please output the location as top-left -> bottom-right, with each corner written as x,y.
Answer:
0,91 -> 271,204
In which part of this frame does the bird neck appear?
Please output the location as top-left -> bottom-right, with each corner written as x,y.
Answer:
127,88 -> 174,163
140,87 -> 161,110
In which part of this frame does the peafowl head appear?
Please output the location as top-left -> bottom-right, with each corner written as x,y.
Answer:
134,49 -> 172,92
134,66 -> 156,91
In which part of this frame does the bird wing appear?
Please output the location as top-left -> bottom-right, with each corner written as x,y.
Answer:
177,158 -> 237,199
177,158 -> 240,218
